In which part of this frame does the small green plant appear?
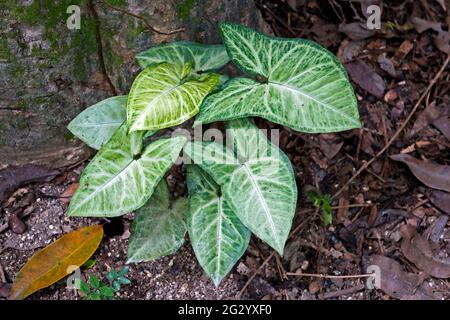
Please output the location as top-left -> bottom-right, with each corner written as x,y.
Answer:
306,191 -> 333,226
67,23 -> 360,285
78,267 -> 130,300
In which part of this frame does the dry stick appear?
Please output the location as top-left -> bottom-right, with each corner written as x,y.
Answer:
87,0 -> 118,96
99,0 -> 185,35
235,213 -> 317,299
0,264 -> 5,282
332,54 -> 450,200
285,272 -> 374,279
320,283 -> 366,299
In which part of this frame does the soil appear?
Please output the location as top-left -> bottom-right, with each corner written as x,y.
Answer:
1,0 -> 450,300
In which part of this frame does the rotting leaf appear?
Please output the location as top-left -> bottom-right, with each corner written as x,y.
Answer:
430,190 -> 450,215
9,225 -> 103,300
0,165 -> 58,204
369,255 -> 436,300
59,183 -> 80,205
390,154 -> 450,192
411,17 -> 450,54
400,225 -> 450,279
345,60 -> 385,98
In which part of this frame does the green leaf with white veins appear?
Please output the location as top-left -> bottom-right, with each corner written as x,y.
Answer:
136,41 -> 230,73
195,23 -> 360,133
184,118 -> 297,254
187,165 -> 250,285
127,179 -> 187,263
67,96 -> 127,150
68,124 -> 187,217
127,62 -> 220,132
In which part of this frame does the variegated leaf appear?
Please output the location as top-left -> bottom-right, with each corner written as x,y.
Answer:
184,118 -> 297,254
136,41 -> 230,73
195,23 -> 360,133
68,124 -> 187,217
127,179 -> 187,263
127,62 -> 220,132
67,96 -> 127,149
186,165 -> 250,285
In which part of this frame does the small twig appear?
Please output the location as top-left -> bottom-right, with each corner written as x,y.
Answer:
333,54 -> 450,200
286,272 -> 374,279
235,251 -> 275,300
0,264 -> 6,282
320,283 -> 366,299
99,0 -> 184,35
87,0 -> 117,95
236,214 -> 316,299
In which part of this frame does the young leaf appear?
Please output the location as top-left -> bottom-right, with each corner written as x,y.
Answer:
89,275 -> 100,289
68,125 -> 187,217
99,286 -> 115,297
127,179 -> 187,263
195,23 -> 361,133
68,96 -> 127,150
10,225 -> 103,300
136,41 -> 230,73
78,280 -> 90,294
184,118 -> 297,254
186,165 -> 250,285
127,62 -> 220,132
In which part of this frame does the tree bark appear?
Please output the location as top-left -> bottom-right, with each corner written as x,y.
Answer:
0,0 -> 268,169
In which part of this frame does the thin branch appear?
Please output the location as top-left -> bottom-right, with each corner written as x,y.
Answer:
99,0 -> 184,35
87,0 -> 118,95
333,54 -> 450,200
285,272 -> 375,279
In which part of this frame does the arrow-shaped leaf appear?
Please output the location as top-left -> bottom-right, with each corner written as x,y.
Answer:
127,62 -> 220,132
127,179 -> 187,263
68,124 -> 187,217
184,118 -> 297,254
10,225 -> 103,300
186,165 -> 250,285
67,96 -> 127,150
196,23 -> 360,133
136,41 -> 230,73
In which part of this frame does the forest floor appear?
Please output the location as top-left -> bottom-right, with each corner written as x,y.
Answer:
1,0 -> 450,300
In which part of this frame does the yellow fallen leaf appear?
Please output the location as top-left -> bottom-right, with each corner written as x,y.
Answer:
10,224 -> 103,300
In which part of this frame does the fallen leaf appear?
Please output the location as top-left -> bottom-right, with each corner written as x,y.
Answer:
369,255 -> 436,300
0,165 -> 58,204
390,154 -> 450,192
408,102 -> 445,138
430,190 -> 450,214
60,183 -> 80,205
319,134 -> 343,159
411,17 -> 450,53
400,225 -> 450,279
345,60 -> 386,98
0,283 -> 11,298
397,40 -> 414,58
377,54 -> 397,77
9,224 -> 103,300
433,114 -> 450,141
339,22 -> 375,40
8,214 -> 26,234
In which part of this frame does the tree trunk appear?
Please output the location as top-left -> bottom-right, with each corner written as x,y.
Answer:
0,0 -> 268,169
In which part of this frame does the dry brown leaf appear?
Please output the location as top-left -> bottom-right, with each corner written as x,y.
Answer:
9,224 -> 103,300
345,60 -> 386,98
430,190 -> 450,214
400,225 -> 450,279
369,255 -> 436,300
60,183 -> 80,205
390,154 -> 450,192
0,165 -> 58,203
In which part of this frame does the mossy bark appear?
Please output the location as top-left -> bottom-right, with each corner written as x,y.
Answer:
0,0 -> 268,169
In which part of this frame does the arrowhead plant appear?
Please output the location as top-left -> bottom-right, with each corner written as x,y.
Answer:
67,23 -> 360,285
